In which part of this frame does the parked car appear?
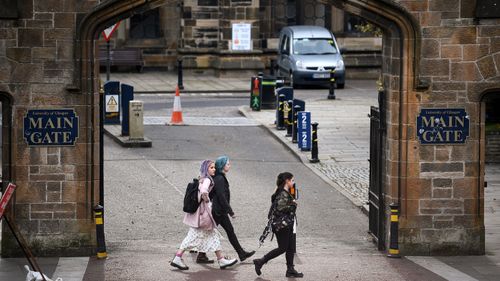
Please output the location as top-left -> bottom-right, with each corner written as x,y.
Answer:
277,25 -> 345,89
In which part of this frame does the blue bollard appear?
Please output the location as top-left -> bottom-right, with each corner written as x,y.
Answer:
121,84 -> 134,136
104,81 -> 120,125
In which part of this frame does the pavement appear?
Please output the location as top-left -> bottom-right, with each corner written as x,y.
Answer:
1,70 -> 500,280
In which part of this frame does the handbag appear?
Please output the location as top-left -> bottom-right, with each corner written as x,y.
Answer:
271,211 -> 294,232
198,202 -> 213,230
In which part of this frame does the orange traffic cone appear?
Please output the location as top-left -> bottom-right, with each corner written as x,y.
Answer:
169,86 -> 184,125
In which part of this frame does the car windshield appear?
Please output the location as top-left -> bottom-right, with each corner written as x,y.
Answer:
292,38 -> 338,55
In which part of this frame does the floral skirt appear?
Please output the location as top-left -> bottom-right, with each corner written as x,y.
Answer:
179,227 -> 223,252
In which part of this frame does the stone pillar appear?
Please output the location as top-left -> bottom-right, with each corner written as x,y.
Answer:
393,0 -> 500,255
0,0 -> 98,257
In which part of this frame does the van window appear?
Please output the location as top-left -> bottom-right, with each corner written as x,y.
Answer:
280,35 -> 290,55
292,38 -> 337,55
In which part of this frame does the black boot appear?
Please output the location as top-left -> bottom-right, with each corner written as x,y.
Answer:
286,265 -> 304,278
196,252 -> 214,264
253,258 -> 264,276
238,250 -> 256,262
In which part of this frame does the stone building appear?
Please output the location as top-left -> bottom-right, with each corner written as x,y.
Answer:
1,0 -> 500,257
98,0 -> 382,78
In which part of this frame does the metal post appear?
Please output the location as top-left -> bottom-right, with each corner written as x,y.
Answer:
106,41 -> 111,82
277,94 -> 285,130
310,122 -> 320,163
94,205 -> 107,259
270,59 -> 276,76
292,105 -> 300,143
177,58 -> 184,90
99,82 -> 104,206
328,67 -> 336,100
388,203 -> 400,258
285,100 -> 293,137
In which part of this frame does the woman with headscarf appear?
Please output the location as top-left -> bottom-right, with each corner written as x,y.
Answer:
202,155 -> 255,262
170,160 -> 238,270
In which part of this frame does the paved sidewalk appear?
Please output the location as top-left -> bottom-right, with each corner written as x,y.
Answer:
239,96 -> 371,213
101,72 -> 249,93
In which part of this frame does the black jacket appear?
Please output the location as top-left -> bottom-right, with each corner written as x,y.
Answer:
211,173 -> 234,216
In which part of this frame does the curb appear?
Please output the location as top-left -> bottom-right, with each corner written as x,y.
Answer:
104,125 -> 152,148
238,105 -> 369,216
134,90 -> 249,95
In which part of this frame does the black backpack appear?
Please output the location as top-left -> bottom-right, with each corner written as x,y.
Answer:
183,178 -> 200,213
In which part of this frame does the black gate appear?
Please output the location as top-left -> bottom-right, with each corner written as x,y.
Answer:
368,103 -> 385,250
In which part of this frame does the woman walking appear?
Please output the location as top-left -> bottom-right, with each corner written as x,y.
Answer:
253,172 -> 303,278
207,156 -> 255,262
170,160 -> 237,270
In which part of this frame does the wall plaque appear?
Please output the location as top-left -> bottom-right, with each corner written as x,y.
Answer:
23,109 -> 79,146
417,108 -> 470,145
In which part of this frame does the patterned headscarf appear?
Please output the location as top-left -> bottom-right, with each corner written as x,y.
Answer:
199,159 -> 214,181
215,155 -> 229,174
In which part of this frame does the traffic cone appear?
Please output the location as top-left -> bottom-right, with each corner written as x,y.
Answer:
169,86 -> 184,125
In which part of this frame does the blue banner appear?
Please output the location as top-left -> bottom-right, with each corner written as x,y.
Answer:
417,108 -> 470,144
24,109 -> 79,146
297,111 -> 311,151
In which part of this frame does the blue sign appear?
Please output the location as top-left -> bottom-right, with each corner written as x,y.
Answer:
24,109 -> 79,146
417,108 -> 470,144
297,111 -> 311,151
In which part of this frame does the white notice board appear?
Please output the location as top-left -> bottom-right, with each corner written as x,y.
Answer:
232,23 -> 252,51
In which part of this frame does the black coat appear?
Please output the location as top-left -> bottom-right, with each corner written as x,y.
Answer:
211,173 -> 234,217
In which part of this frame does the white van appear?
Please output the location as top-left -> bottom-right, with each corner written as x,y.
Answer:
277,25 -> 345,88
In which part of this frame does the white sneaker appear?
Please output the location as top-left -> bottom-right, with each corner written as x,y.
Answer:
218,257 -> 237,269
170,256 -> 189,270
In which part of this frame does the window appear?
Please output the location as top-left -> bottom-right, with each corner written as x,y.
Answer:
129,8 -> 161,39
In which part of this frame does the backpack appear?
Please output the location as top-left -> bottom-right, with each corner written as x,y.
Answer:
183,178 -> 200,213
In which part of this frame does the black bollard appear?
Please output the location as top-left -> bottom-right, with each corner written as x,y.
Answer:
310,122 -> 320,163
328,68 -> 336,100
94,205 -> 107,259
270,59 -> 276,76
177,58 -> 184,90
292,105 -> 300,143
285,100 -> 293,137
277,94 -> 285,130
388,203 -> 401,258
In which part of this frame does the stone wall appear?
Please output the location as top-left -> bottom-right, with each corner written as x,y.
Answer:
395,0 -> 500,255
0,0 -> 98,256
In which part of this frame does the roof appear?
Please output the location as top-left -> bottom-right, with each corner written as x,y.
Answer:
283,25 -> 333,39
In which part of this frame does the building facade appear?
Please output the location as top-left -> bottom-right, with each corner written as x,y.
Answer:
0,0 -> 500,257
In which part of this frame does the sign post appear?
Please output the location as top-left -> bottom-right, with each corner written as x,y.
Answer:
102,21 -> 121,81
104,81 -> 121,125
297,111 -> 311,151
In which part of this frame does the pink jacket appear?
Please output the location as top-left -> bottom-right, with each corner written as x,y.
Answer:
183,177 -> 217,229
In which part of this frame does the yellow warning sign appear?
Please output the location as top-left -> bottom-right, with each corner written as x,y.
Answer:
106,95 -> 119,113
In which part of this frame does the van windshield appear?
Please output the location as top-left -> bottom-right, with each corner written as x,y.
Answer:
292,38 -> 338,55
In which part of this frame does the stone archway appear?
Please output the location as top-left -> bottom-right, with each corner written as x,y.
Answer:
72,0 -> 422,254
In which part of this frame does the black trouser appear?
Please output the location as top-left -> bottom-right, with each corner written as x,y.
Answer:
262,226 -> 294,266
213,213 -> 244,256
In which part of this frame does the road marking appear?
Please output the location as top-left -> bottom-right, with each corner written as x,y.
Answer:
406,256 -> 479,281
143,156 -> 184,196
52,257 -> 89,281
144,116 -> 259,126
